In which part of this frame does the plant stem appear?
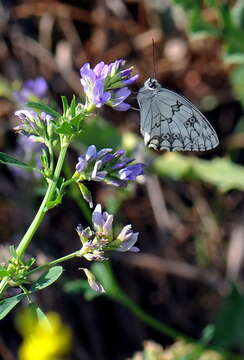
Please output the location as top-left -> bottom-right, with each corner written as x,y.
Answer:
0,142 -> 69,295
16,144 -> 68,258
62,160 -> 92,223
0,142 -> 69,297
28,251 -> 80,275
117,292 -> 190,341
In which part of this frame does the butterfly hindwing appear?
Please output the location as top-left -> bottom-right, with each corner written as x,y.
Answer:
137,81 -> 219,151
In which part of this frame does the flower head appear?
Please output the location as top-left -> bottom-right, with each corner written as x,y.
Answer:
74,145 -> 145,190
14,77 -> 48,104
76,204 -> 139,260
14,110 -> 54,144
80,60 -> 138,111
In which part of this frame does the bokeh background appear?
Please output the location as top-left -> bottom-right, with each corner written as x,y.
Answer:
1,0 -> 244,359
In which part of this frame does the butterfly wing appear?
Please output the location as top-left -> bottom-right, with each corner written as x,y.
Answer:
137,86 -> 219,151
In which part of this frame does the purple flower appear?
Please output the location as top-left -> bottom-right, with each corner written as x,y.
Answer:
119,164 -> 145,181
76,203 -> 139,259
74,145 -> 145,188
92,204 -> 114,236
107,87 -> 131,111
80,63 -> 111,109
14,77 -> 48,104
14,109 -> 54,144
80,60 -> 138,111
116,225 -> 139,252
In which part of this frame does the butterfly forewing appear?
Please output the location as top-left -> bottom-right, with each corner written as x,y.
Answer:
137,81 -> 219,152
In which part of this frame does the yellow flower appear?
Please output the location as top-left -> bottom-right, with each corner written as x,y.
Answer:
17,308 -> 71,360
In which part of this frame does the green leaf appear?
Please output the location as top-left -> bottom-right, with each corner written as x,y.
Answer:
70,95 -> 76,117
26,102 -> 61,119
0,294 -> 25,320
56,122 -> 74,136
61,96 -> 69,115
9,245 -> 17,257
70,113 -> 85,129
63,279 -> 103,301
30,266 -> 63,292
91,262 -> 123,299
45,192 -> 63,210
154,153 -> 244,192
0,268 -> 9,277
194,157 -> 244,192
0,152 -> 33,169
213,285 -> 244,348
73,116 -> 121,150
27,303 -> 51,327
230,64 -> 244,103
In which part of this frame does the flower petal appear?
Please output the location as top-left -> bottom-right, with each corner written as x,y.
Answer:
117,232 -> 139,252
92,204 -> 104,230
86,145 -> 97,161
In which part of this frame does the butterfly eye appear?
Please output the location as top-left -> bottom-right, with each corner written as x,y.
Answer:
148,79 -> 157,89
150,81 -> 157,89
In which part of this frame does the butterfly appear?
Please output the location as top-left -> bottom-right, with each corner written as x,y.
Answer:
137,78 -> 219,151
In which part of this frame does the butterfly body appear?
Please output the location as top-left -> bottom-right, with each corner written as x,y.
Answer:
137,78 -> 219,151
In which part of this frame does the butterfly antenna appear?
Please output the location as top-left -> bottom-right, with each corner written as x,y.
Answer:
152,38 -> 157,79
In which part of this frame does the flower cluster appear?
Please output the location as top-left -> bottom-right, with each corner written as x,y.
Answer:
74,145 -> 145,187
14,77 -> 48,104
77,204 -> 139,261
14,110 -> 54,144
80,60 -> 138,111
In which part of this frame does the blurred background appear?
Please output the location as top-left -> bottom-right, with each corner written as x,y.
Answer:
1,0 -> 244,359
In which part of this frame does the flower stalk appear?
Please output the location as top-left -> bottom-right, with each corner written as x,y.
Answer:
0,59 -> 142,304
0,141 -> 69,297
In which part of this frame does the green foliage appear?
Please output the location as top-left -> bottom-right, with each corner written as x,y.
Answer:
153,153 -> 244,192
0,266 -> 63,320
0,267 -> 10,277
30,266 -> 63,292
0,152 -> 34,169
0,294 -> 25,320
172,0 -> 244,63
213,286 -> 244,348
74,116 -> 121,151
56,122 -> 74,136
26,101 -> 61,119
61,95 -> 69,114
230,65 -> 244,105
26,303 -> 51,326
63,279 -> 102,301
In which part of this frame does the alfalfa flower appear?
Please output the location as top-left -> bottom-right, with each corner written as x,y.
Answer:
80,60 -> 138,111
14,110 -> 54,144
14,77 -> 48,104
74,145 -> 145,186
76,204 -> 140,261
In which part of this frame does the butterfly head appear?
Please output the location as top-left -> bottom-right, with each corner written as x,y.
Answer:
144,78 -> 160,90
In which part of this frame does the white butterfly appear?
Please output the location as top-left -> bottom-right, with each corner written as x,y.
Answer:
137,78 -> 219,151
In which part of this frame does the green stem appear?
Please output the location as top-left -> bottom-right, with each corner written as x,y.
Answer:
16,144 -> 68,258
28,250 -> 80,275
116,292 -> 190,341
115,293 -> 243,360
0,278 -> 9,297
62,160 -> 92,223
0,142 -> 69,297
